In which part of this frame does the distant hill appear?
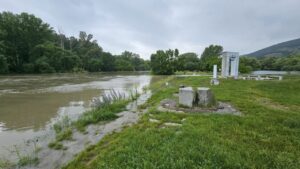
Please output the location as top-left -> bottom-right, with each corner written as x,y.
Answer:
246,38 -> 300,58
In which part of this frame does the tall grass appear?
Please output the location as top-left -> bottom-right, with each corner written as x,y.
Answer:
48,116 -> 73,150
75,89 -> 137,132
129,87 -> 139,101
15,145 -> 39,167
0,158 -> 13,169
2,140 -> 40,168
91,89 -> 126,109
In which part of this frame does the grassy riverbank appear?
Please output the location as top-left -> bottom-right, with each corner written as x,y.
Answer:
64,75 -> 300,169
48,96 -> 131,150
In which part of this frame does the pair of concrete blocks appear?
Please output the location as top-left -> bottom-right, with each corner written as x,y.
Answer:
179,87 -> 216,108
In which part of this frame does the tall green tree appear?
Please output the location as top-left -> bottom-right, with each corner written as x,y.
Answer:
114,51 -> 149,71
150,49 -> 175,75
177,52 -> 200,71
0,11 -> 157,74
0,12 -> 54,73
200,45 -> 223,71
100,52 -> 115,71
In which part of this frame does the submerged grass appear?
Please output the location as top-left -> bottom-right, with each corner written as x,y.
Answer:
0,158 -> 13,169
49,89 -> 137,151
48,116 -> 73,150
17,155 -> 39,167
3,143 -> 41,168
0,147 -> 39,169
48,142 -> 65,150
74,100 -> 129,132
64,75 -> 300,169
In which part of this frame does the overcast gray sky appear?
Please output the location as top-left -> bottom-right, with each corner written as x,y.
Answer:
1,0 -> 300,59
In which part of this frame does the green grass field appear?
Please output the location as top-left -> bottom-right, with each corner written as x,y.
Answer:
64,75 -> 300,169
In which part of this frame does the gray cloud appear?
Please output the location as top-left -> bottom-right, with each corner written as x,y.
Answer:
1,0 -> 300,59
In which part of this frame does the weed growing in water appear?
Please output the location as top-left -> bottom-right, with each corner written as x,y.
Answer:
0,157 -> 13,169
128,86 -> 139,101
75,89 -> 138,132
53,115 -> 72,134
48,142 -> 66,150
91,89 -> 126,109
12,144 -> 39,167
48,116 -> 73,150
75,101 -> 128,132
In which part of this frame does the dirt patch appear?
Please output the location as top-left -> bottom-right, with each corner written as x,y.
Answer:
158,99 -> 241,116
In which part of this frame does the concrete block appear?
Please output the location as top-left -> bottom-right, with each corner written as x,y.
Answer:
179,87 -> 194,107
197,87 -> 216,107
210,78 -> 219,85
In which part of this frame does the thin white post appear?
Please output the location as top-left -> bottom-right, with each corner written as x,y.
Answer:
213,65 -> 217,79
211,64 -> 219,85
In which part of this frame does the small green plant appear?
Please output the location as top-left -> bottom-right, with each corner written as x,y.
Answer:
0,158 -> 13,169
17,155 -> 38,167
75,100 -> 128,132
56,128 -> 73,141
74,89 -> 130,132
12,145 -> 39,167
142,85 -> 149,93
53,116 -> 72,134
48,116 -> 73,150
92,89 -> 126,109
48,142 -> 66,150
129,86 -> 139,101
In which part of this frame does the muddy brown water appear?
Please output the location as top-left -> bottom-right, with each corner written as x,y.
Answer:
0,72 -> 159,156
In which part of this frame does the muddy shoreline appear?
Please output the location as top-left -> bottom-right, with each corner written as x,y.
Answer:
18,91 -> 151,169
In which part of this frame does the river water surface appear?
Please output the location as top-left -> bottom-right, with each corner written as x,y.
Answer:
0,72 -> 155,155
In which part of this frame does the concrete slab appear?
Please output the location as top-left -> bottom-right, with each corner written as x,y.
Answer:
197,87 -> 216,107
179,87 -> 194,108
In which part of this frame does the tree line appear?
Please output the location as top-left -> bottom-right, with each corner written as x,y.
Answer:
150,45 -> 300,75
150,45 -> 224,75
0,12 -> 149,74
1,12 -> 299,75
237,55 -> 300,73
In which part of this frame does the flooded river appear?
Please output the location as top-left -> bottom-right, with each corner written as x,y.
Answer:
0,72 -> 155,155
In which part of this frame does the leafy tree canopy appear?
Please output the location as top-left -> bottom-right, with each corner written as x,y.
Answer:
0,12 -> 149,74
151,49 -> 176,75
200,45 -> 223,71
